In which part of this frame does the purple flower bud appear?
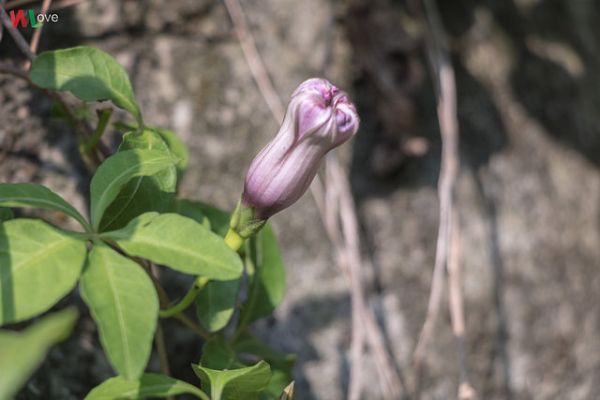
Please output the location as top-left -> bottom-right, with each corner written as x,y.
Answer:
242,78 -> 359,219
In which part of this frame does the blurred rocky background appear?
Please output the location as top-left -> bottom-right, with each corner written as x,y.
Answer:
2,0 -> 600,399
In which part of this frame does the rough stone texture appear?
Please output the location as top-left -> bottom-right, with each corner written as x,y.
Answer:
2,0 -> 600,399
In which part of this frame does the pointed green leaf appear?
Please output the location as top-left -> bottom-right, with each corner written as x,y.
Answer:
99,130 -> 177,231
104,213 -> 243,280
196,278 -> 240,332
192,360 -> 271,400
84,373 -> 209,400
239,224 -> 286,325
0,183 -> 89,230
30,46 -> 142,124
0,308 -> 78,400
90,149 -> 176,230
0,219 -> 86,325
80,245 -> 158,379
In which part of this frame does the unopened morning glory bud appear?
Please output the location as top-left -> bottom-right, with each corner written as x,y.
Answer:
226,78 -> 359,247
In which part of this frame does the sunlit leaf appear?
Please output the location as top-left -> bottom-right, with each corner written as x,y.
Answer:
0,219 -> 86,325
0,308 -> 78,400
192,360 -> 271,400
99,130 -> 177,231
0,183 -> 89,230
104,213 -> 243,280
85,373 -> 208,400
80,245 -> 158,379
90,149 -> 176,230
30,46 -> 142,124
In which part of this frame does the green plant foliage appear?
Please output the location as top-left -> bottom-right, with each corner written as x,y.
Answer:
0,308 -> 78,400
0,183 -> 90,230
154,127 -> 189,182
90,149 -> 176,230
80,245 -> 158,380
0,208 -> 13,222
195,278 -> 240,332
0,219 -> 86,325
114,123 -> 189,182
239,224 -> 286,326
30,46 -> 143,125
84,373 -> 209,400
233,333 -> 296,400
99,130 -> 177,231
192,360 -> 272,400
200,336 -> 236,370
172,199 -> 211,229
104,212 -> 243,280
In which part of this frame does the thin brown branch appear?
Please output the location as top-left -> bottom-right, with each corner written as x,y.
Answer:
328,157 -> 404,399
223,0 -> 285,122
413,1 -> 471,398
0,0 -> 4,43
155,323 -> 172,375
0,4 -> 35,60
448,209 -> 476,400
24,0 -> 51,69
0,61 -> 29,79
5,0 -> 35,9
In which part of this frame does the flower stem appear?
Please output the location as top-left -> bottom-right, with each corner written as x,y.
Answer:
224,228 -> 245,251
159,277 -> 209,318
158,229 -> 245,320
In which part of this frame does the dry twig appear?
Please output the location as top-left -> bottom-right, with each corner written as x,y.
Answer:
412,0 -> 474,398
223,0 -> 403,398
24,0 -> 51,69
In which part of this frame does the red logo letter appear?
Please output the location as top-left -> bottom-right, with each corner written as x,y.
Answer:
9,9 -> 29,28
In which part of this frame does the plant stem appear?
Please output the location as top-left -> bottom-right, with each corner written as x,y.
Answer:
84,108 -> 112,153
154,323 -> 171,376
173,313 -> 210,340
159,230 -> 244,320
159,277 -> 209,318
224,228 -> 244,251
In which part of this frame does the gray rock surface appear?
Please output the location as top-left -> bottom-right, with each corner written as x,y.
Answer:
2,0 -> 600,399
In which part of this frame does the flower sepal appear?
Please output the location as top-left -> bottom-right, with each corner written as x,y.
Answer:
229,199 -> 267,240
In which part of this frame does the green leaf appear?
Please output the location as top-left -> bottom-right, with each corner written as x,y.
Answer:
104,213 -> 243,280
30,46 -> 142,124
196,278 -> 240,332
173,200 -> 230,237
84,373 -> 208,400
0,219 -> 86,325
233,333 -> 295,400
80,245 -> 158,379
0,183 -> 90,230
172,199 -> 211,230
99,130 -> 177,231
200,336 -> 236,370
239,224 -> 286,325
154,127 -> 188,182
90,149 -> 176,230
114,123 -> 188,181
0,208 -> 13,222
0,308 -> 78,400
192,360 -> 271,400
